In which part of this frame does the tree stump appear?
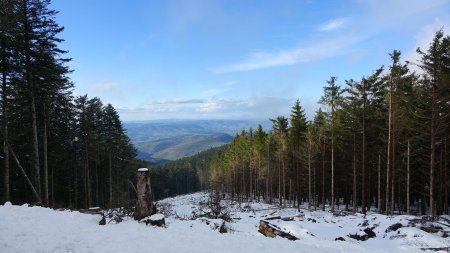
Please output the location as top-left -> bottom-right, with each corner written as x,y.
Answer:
146,214 -> 165,227
134,168 -> 154,220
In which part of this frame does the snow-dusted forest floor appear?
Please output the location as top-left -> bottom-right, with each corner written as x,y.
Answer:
1,192 -> 449,253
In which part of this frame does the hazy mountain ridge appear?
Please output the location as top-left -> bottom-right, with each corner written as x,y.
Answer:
124,119 -> 271,142
135,133 -> 233,161
124,119 -> 270,162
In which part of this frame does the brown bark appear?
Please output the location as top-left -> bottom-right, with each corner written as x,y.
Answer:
308,140 -> 312,210
23,1 -> 41,198
43,106 -> 49,206
378,152 -> 381,212
134,168 -> 154,220
391,123 -> 396,213
331,96 -> 335,212
386,82 -> 392,215
407,140 -> 410,215
322,138 -> 326,211
352,134 -> 356,213
445,138 -> 448,215
109,150 -> 113,207
2,69 -> 10,202
8,143 -> 41,203
430,85 -> 436,216
362,82 -> 366,214
258,220 -> 298,241
85,139 -> 91,208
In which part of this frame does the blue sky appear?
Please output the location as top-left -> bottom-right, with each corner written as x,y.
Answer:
51,0 -> 450,121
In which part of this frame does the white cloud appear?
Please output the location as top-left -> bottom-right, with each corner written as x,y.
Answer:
210,36 -> 360,73
148,98 -> 205,105
319,18 -> 348,31
116,96 -> 305,121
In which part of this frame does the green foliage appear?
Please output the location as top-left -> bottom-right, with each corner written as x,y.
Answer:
0,0 -> 138,208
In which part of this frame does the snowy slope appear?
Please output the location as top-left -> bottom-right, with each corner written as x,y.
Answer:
1,193 -> 449,253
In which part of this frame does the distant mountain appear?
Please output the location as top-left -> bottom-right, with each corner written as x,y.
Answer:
124,119 -> 270,142
136,150 -> 171,164
135,133 -> 233,161
125,119 -> 270,163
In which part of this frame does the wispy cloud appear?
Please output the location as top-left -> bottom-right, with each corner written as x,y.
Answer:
319,18 -> 348,31
209,35 -> 360,73
117,96 -> 301,121
148,98 -> 205,105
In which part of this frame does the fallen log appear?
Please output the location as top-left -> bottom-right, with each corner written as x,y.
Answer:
258,220 -> 298,241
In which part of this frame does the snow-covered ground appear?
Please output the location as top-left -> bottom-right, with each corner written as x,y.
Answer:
1,192 -> 449,253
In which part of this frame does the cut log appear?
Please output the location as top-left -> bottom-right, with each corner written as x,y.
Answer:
265,216 -> 281,220
348,227 -> 376,241
142,213 -> 165,227
134,168 -> 154,220
385,223 -> 402,233
258,220 -> 298,241
149,213 -> 165,227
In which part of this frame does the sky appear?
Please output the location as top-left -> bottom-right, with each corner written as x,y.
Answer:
50,0 -> 450,121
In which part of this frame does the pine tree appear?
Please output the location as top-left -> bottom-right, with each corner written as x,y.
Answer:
289,99 -> 308,206
416,30 -> 450,215
320,76 -> 343,211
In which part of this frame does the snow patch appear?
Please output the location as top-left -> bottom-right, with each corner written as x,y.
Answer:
137,168 -> 148,172
149,213 -> 164,220
1,193 -> 448,253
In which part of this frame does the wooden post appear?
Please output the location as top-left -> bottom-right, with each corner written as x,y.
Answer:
134,168 -> 154,220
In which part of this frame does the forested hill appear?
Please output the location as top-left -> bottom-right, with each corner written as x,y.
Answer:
150,145 -> 227,200
135,133 -> 232,162
0,0 -> 141,208
125,120 -> 270,162
124,119 -> 271,142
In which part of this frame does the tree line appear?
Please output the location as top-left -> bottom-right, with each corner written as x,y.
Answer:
150,146 -> 226,200
209,30 -> 450,216
0,0 -> 140,208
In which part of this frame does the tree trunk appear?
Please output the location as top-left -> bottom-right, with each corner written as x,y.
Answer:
43,106 -> 49,206
282,151 -> 286,206
29,73 -> 41,198
322,138 -> 326,211
391,124 -> 396,214
352,134 -> 356,213
278,154 -> 282,206
2,70 -> 10,202
8,143 -> 42,203
134,168 -> 154,220
407,139 -> 410,215
266,141 -> 270,202
85,141 -> 91,208
313,159 -> 316,210
386,83 -> 392,215
378,152 -> 381,212
51,164 -> 54,207
74,152 -> 78,208
23,1 -> 41,198
109,150 -> 113,207
331,105 -> 335,212
430,86 -> 436,216
362,84 -> 366,214
308,144 -> 312,210
445,138 -> 448,215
